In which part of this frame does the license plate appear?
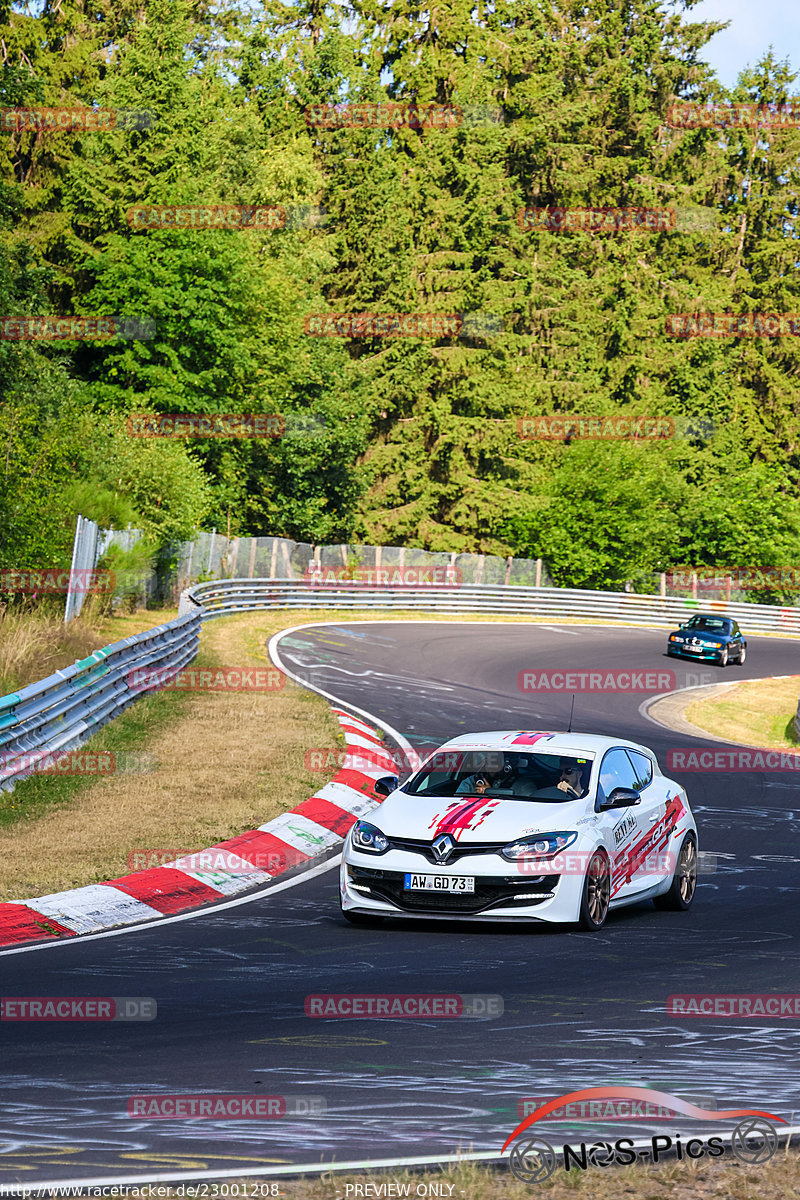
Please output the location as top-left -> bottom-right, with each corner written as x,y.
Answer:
404,873 -> 475,893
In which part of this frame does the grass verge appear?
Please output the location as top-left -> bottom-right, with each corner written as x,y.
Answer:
0,611 -> 347,901
684,676 -> 800,750
132,1146 -> 800,1200
0,604 -> 181,696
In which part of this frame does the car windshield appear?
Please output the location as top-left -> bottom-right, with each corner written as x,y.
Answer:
685,616 -> 731,633
402,750 -> 593,802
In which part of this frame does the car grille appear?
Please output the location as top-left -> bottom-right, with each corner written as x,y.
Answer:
387,836 -> 507,864
349,867 -> 560,914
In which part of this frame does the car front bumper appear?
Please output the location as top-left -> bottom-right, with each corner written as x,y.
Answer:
339,847 -> 586,923
668,643 -> 727,660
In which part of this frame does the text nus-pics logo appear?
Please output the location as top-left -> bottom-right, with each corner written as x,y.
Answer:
502,1087 -> 784,1183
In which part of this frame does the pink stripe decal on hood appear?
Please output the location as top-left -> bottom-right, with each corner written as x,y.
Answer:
431,798 -> 498,839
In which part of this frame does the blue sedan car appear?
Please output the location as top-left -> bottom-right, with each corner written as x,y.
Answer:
666,614 -> 747,667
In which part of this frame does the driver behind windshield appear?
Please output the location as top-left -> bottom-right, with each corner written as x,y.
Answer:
557,761 -> 583,798
454,752 -> 504,795
456,772 -> 491,795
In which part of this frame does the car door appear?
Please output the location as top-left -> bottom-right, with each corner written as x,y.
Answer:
597,748 -> 661,899
622,749 -> 669,892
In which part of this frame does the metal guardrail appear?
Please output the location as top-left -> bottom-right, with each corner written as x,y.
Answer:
0,612 -> 201,792
182,578 -> 800,635
3,576 -> 798,796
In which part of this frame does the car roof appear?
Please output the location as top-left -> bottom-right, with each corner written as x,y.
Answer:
430,731 -> 655,759
686,612 -> 732,620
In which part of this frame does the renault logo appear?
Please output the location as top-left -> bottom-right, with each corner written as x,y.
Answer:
432,834 -> 456,863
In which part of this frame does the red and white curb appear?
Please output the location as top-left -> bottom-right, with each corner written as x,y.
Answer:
0,709 -> 395,949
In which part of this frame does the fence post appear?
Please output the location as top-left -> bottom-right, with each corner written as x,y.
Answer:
535,558 -> 542,588
660,572 -> 666,598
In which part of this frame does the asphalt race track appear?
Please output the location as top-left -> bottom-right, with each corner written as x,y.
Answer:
2,620 -> 799,1187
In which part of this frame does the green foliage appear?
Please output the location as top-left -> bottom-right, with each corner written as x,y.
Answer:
1,0 -> 800,586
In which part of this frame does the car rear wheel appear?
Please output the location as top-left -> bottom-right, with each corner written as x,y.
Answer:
737,645 -> 747,665
578,849 -> 610,931
718,646 -> 728,667
654,834 -> 697,911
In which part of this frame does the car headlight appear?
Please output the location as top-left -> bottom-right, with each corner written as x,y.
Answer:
501,831 -> 578,861
351,820 -> 389,854
669,635 -> 682,642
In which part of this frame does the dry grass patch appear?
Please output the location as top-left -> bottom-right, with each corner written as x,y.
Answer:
0,604 -> 181,696
685,676 -> 800,750
0,611 -> 343,900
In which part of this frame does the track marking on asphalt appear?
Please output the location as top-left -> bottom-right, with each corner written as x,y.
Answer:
249,1035 -> 389,1046
268,625 -> 417,760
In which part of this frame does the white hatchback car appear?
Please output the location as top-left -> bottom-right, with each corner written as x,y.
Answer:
339,731 -> 697,930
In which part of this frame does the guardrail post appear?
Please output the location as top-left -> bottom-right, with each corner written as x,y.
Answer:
535,559 -> 542,588
660,572 -> 666,598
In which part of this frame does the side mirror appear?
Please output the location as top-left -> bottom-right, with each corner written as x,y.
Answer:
373,775 -> 399,797
603,787 -> 641,809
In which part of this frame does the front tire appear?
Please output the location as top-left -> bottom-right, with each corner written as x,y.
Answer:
717,646 -> 729,667
578,849 -> 610,931
654,834 -> 697,911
